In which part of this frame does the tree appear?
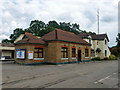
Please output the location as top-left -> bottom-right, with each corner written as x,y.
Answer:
2,20 -> 96,43
116,33 -> 120,47
2,39 -> 11,43
47,20 -> 59,28
110,47 -> 120,58
28,20 -> 46,36
10,28 -> 25,43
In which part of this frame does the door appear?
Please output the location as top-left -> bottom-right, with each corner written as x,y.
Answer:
78,50 -> 81,62
11,52 -> 14,59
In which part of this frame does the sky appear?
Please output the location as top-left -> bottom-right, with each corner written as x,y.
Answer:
0,0 -> 118,47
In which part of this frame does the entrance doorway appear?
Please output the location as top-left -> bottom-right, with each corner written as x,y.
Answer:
78,50 -> 81,62
11,52 -> 14,59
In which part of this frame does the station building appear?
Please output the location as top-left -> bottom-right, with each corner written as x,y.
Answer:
14,28 -> 91,65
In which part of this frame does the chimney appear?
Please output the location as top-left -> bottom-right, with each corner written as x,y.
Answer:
55,29 -> 58,39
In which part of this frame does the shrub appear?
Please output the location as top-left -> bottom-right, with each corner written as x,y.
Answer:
91,57 -> 101,61
109,54 -> 116,60
104,57 -> 109,60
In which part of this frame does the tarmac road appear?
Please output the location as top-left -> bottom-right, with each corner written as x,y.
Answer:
2,60 -> 118,88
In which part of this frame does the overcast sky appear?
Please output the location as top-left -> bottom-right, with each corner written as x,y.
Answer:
0,0 -> 118,47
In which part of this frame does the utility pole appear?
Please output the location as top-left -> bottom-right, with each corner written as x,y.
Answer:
97,9 -> 99,34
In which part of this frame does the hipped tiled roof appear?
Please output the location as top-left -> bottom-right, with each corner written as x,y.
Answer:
15,29 -> 91,46
41,28 -> 90,45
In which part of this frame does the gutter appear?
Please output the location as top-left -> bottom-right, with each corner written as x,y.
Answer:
14,42 -> 45,45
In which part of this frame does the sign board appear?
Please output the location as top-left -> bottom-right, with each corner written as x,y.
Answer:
16,49 -> 26,59
28,51 -> 33,59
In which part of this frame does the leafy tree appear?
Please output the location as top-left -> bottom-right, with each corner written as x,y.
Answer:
116,33 -> 120,47
10,28 -> 25,43
110,47 -> 120,58
2,39 -> 11,43
2,20 -> 96,43
47,21 -> 59,28
28,20 -> 46,36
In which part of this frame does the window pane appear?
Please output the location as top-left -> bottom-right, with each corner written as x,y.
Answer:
85,49 -> 89,57
34,49 -> 38,52
34,48 -> 43,58
34,53 -> 38,58
39,53 -> 43,58
39,49 -> 42,52
91,50 -> 95,57
61,47 -> 68,58
72,48 -> 76,57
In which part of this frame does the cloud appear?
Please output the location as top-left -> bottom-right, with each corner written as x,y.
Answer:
101,15 -> 116,23
0,34 -> 9,42
0,0 -> 118,47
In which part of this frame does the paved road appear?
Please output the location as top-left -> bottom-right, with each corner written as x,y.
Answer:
2,60 -> 118,88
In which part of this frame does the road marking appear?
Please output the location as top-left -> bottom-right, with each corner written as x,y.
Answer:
94,75 -> 111,84
94,72 -> 117,84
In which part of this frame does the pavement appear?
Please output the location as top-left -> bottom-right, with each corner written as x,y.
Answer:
1,60 -> 119,88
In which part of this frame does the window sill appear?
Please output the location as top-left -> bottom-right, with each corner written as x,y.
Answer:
72,57 -> 76,59
61,58 -> 68,60
85,57 -> 89,59
34,58 -> 44,60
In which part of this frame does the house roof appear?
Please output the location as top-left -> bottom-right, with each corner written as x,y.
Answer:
0,43 -> 14,47
78,33 -> 90,39
23,32 -> 38,39
16,38 -> 45,44
92,34 -> 109,42
15,28 -> 91,46
78,33 -> 109,42
15,32 -> 44,44
40,28 -> 91,45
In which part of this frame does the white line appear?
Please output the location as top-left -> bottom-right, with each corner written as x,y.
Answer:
94,81 -> 98,84
94,75 -> 111,84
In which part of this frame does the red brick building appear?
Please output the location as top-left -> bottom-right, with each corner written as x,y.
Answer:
14,28 -> 91,65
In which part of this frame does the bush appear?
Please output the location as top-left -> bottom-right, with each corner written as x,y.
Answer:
104,57 -> 109,60
109,54 -> 116,60
91,57 -> 101,61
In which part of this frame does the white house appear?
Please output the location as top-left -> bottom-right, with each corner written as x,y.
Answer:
78,33 -> 111,59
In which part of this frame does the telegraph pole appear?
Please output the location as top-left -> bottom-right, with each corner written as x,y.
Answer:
97,9 -> 99,34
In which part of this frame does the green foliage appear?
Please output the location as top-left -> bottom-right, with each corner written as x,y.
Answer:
3,20 -> 96,43
116,33 -> 120,47
109,54 -> 116,60
104,57 -> 109,60
2,39 -> 11,43
91,57 -> 101,61
110,47 -> 120,58
10,28 -> 25,43
48,21 -> 59,28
